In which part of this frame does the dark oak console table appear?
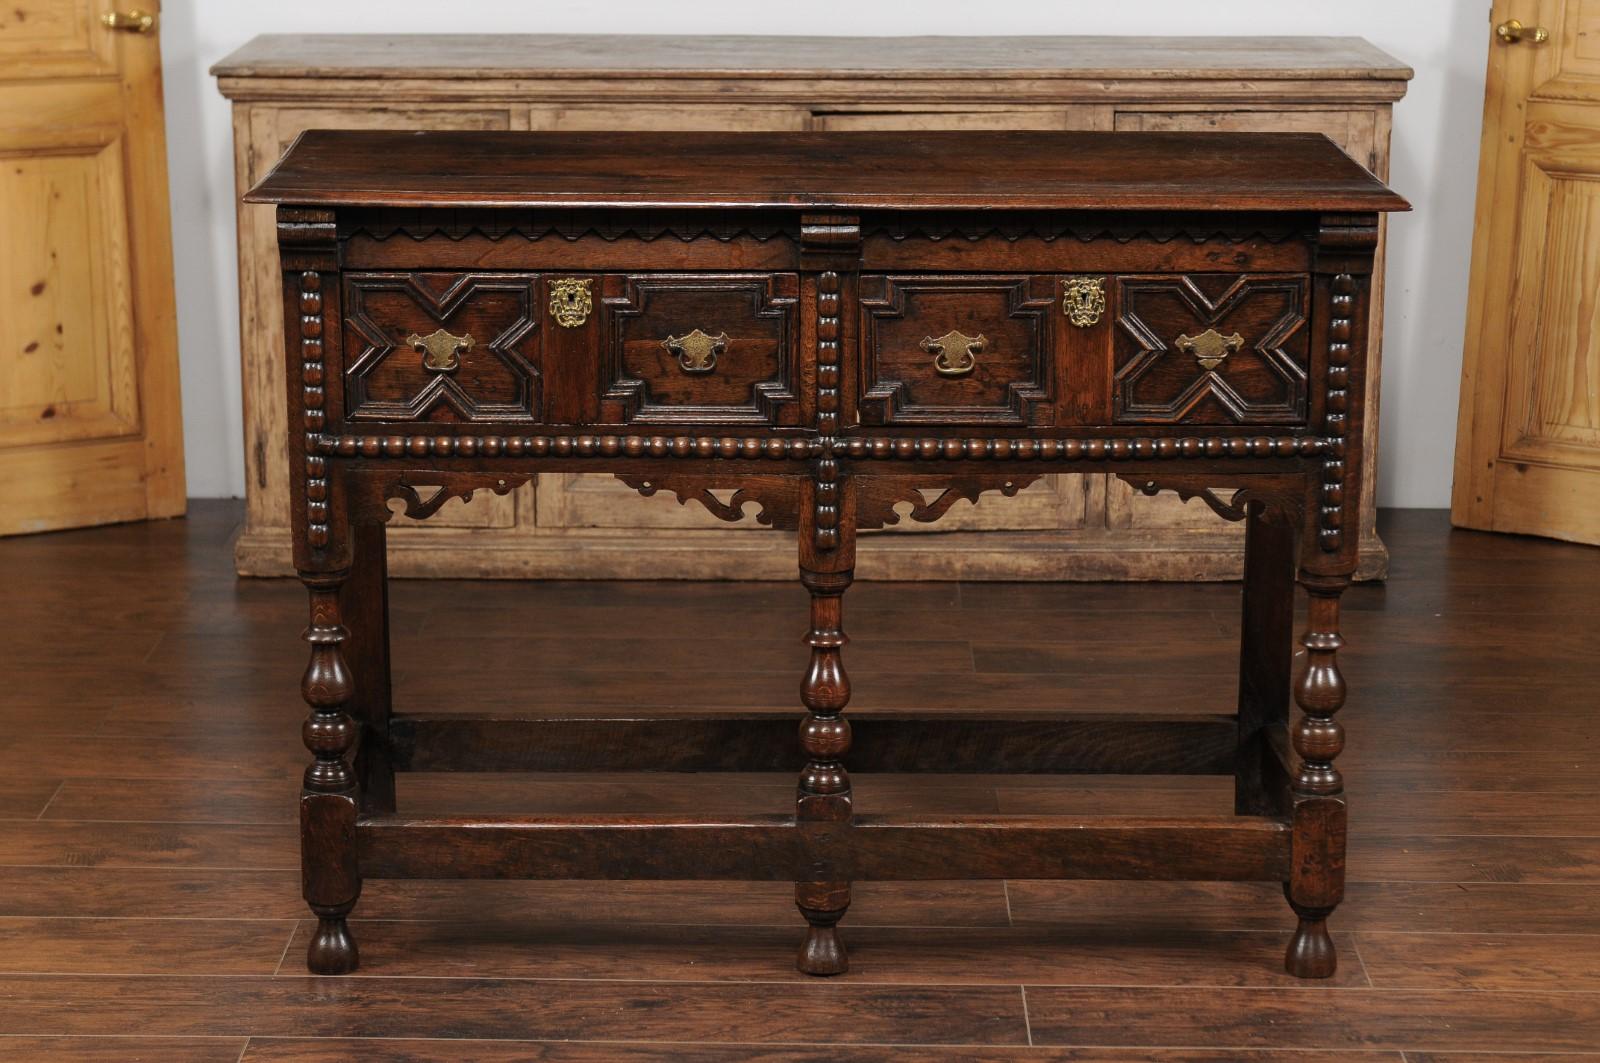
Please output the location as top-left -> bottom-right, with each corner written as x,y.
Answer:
249,129 -> 1407,978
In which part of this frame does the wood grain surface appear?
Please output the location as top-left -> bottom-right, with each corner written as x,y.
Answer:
209,34 -> 1415,82
246,130 -> 1409,212
0,502 -> 1595,1058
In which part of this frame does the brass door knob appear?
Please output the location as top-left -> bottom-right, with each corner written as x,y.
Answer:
102,9 -> 158,32
1496,19 -> 1549,44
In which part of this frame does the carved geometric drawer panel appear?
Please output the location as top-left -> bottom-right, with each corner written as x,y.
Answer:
858,274 -> 1055,427
600,273 -> 799,426
343,272 -> 541,423
1113,273 -> 1309,425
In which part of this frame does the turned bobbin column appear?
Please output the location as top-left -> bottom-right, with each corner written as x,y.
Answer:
796,470 -> 855,977
1284,252 -> 1367,979
795,267 -> 856,976
299,572 -> 362,974
280,230 -> 364,975
1284,570 -> 1349,979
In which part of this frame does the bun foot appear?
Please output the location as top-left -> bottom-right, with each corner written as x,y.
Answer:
307,913 -> 359,975
1285,903 -> 1336,979
797,919 -> 848,976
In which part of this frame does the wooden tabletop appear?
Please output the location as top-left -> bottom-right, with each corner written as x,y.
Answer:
247,129 -> 1409,214
212,34 -> 1412,82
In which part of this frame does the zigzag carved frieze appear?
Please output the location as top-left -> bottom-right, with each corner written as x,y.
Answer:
343,209 -> 794,245
310,432 -> 1329,461
864,211 -> 1302,246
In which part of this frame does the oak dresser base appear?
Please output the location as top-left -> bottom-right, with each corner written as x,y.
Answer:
251,129 -> 1405,979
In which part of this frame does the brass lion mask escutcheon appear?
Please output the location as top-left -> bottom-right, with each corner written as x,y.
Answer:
549,277 -> 593,327
1062,276 -> 1107,328
1175,328 -> 1245,371
663,328 -> 728,373
408,328 -> 474,373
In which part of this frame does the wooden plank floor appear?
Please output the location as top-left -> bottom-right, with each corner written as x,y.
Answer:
1,503 -> 1597,1061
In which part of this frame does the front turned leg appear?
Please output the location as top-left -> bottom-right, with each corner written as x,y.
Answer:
300,572 -> 362,974
1284,571 -> 1349,978
796,464 -> 854,976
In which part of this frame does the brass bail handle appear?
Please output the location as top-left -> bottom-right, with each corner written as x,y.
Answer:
1496,18 -> 1549,44
408,328 -> 474,373
921,330 -> 985,377
662,329 -> 727,374
102,9 -> 158,32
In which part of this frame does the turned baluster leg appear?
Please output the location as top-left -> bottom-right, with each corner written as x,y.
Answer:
300,571 -> 362,974
1236,499 -> 1297,816
1284,570 -> 1349,978
795,460 -> 855,976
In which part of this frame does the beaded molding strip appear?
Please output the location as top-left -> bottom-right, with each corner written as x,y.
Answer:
1320,273 -> 1355,552
310,432 -> 1329,462
298,270 -> 330,549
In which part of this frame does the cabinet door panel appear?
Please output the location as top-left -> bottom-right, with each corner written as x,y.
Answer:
813,107 -> 1110,131
530,105 -> 815,532
1111,107 -> 1378,538
527,104 -> 808,131
240,105 -> 519,533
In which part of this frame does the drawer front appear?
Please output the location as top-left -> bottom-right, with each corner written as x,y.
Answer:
343,272 -> 541,423
859,275 -> 1055,426
1113,273 -> 1310,425
600,273 -> 800,426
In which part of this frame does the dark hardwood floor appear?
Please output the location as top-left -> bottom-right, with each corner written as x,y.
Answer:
1,502 -> 1597,1061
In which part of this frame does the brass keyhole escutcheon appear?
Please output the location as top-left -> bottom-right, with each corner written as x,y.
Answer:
1063,276 -> 1107,328
663,329 -> 727,374
1175,328 -> 1244,371
549,278 -> 593,327
408,328 -> 474,373
921,330 -> 985,377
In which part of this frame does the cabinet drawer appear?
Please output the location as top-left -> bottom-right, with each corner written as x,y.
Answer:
858,274 -> 1056,426
599,273 -> 800,426
342,272 -> 542,423
1112,273 -> 1310,425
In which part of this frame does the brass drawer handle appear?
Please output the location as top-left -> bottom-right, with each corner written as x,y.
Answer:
408,328 -> 473,373
921,330 -> 985,377
663,328 -> 727,373
1176,328 -> 1243,371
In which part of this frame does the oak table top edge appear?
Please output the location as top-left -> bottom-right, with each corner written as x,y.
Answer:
211,33 -> 1415,83
246,130 -> 1411,214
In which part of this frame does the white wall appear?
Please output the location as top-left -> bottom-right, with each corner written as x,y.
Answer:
160,0 -> 1493,507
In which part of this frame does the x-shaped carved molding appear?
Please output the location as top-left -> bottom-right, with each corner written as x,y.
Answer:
344,273 -> 541,423
1113,274 -> 1307,425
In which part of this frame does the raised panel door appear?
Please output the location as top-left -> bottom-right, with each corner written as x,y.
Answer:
1454,0 -> 1600,543
0,1 -> 183,535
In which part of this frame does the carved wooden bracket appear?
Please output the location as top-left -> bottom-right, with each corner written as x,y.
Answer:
345,471 -> 532,525
1118,473 -> 1303,526
614,473 -> 800,530
857,474 -> 1042,530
